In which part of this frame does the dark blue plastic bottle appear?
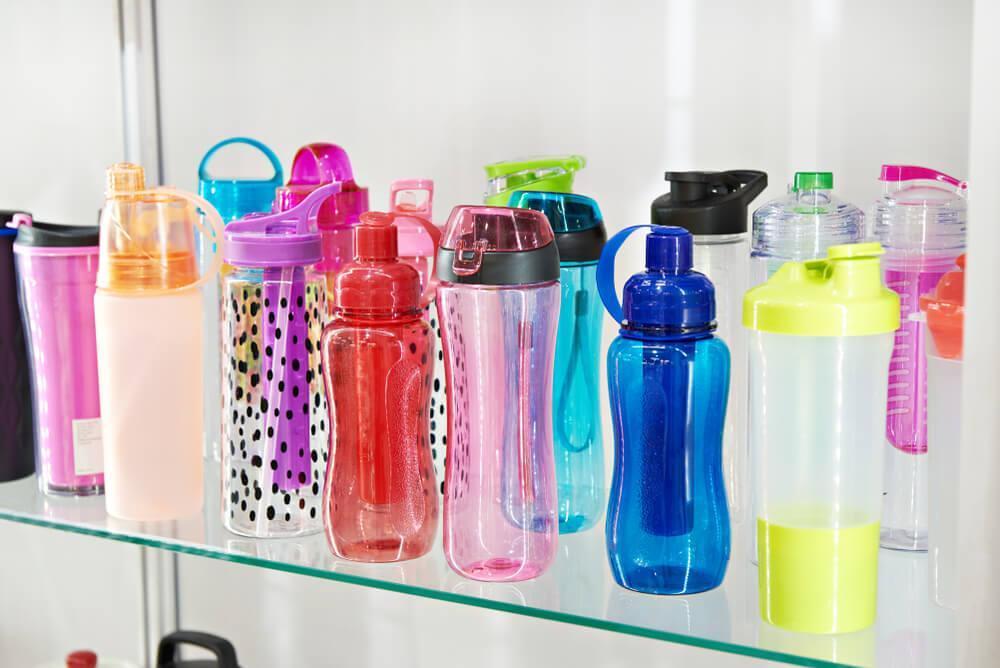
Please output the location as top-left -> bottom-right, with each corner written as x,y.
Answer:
597,225 -> 731,595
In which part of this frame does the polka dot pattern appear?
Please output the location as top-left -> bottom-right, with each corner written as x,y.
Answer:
222,269 -> 329,538
426,300 -> 447,494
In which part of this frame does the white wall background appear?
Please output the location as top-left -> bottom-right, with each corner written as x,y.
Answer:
0,0 -> 977,666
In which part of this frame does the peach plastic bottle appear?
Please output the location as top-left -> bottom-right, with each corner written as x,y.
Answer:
95,163 -> 224,521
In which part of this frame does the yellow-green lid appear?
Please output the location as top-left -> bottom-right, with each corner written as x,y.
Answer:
743,242 -> 900,336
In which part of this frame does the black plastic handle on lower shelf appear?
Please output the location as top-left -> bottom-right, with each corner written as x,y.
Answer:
155,631 -> 240,668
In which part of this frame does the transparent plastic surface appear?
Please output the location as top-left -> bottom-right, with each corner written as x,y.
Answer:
220,266 -> 329,538
321,314 -> 438,562
440,206 -> 554,252
692,234 -> 747,525
606,335 -> 730,594
874,177 -> 965,552
750,331 -> 893,634
553,262 -> 604,533
437,282 -> 559,581
14,249 -> 103,496
926,352 -> 961,610
0,461 -> 956,667
750,186 -> 865,285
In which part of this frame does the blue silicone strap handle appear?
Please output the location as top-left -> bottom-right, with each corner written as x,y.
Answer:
198,137 -> 284,185
596,224 -> 655,324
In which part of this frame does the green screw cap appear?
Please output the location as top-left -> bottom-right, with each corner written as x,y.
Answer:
793,171 -> 833,192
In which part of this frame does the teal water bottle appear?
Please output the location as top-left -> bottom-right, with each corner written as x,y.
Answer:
510,190 -> 607,533
197,137 -> 283,462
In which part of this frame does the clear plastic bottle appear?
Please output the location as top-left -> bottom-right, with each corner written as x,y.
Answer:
95,163 -> 223,521
652,170 -> 767,526
921,254 -> 965,609
220,184 -> 335,538
751,171 -> 865,286
508,190 -> 607,534
745,243 -> 898,634
321,211 -> 440,562
598,225 -> 731,595
437,205 -> 560,582
873,164 -> 967,551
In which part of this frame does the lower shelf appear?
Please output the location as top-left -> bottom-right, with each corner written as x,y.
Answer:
0,470 -> 954,667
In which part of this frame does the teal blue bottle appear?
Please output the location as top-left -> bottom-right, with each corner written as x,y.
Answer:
197,137 -> 283,461
597,225 -> 730,594
510,191 -> 607,534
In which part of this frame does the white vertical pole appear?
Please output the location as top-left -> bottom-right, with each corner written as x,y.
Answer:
116,2 -> 176,666
117,0 -> 163,184
958,0 -> 1000,664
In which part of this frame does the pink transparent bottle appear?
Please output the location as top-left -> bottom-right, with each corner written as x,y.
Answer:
874,165 -> 967,551
437,205 -> 560,582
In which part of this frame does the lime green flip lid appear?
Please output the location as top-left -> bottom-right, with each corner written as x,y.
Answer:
484,155 -> 586,206
743,242 -> 900,336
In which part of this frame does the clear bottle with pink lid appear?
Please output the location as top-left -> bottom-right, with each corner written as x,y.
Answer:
389,179 -> 447,492
437,205 -> 560,581
873,164 -> 967,551
273,143 -> 369,313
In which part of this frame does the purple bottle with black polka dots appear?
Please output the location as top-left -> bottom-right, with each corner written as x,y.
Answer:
220,185 -> 337,538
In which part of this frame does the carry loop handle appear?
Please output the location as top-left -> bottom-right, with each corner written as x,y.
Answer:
156,630 -> 239,668
226,182 -> 342,236
198,137 -> 283,185
289,142 -> 355,186
597,224 -> 655,325
156,187 -> 225,291
390,179 -> 434,219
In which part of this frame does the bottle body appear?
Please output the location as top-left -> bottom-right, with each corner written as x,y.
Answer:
321,313 -> 438,562
438,282 -> 560,581
0,233 -> 34,483
606,333 -> 731,594
95,288 -> 204,520
880,252 -> 958,550
751,331 -> 893,634
14,246 -> 103,495
926,344 -> 962,609
220,266 -> 329,537
692,234 -> 747,524
553,261 -> 604,533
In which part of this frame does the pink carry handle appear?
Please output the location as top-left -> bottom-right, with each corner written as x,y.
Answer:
880,165 -> 968,191
390,179 -> 434,219
290,143 -> 356,186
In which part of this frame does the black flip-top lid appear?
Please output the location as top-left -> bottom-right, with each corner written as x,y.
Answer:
15,221 -> 100,248
651,170 -> 767,236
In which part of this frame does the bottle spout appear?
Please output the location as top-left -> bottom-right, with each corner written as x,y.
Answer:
105,162 -> 146,198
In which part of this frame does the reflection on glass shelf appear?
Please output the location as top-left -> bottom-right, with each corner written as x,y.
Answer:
0,472 -> 955,667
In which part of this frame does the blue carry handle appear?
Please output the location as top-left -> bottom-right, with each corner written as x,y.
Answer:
198,136 -> 283,186
596,224 -> 657,325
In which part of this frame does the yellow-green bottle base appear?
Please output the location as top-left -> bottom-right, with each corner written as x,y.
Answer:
758,517 -> 879,634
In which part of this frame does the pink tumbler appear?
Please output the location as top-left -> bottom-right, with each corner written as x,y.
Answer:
437,205 -> 560,581
11,214 -> 103,496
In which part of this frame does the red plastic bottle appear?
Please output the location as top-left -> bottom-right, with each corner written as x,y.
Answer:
321,211 -> 440,562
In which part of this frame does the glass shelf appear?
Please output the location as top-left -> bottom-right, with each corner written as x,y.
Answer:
0,470 -> 954,667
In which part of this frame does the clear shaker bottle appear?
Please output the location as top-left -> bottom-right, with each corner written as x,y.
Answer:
745,242 -> 898,634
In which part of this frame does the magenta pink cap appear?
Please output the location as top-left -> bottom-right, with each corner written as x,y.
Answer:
441,205 -> 554,253
226,183 -> 340,267
880,164 -> 968,190
273,143 -> 369,230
